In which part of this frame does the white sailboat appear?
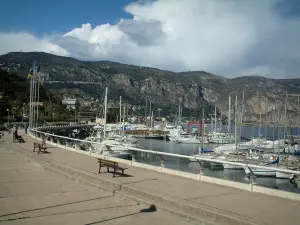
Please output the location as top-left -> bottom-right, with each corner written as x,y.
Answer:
243,157 -> 280,177
206,97 -> 234,144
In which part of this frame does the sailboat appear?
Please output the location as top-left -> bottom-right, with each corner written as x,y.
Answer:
243,157 -> 280,177
207,97 -> 234,144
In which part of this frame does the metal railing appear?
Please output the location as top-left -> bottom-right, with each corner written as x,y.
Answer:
28,126 -> 300,176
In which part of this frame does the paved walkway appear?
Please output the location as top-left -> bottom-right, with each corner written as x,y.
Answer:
3,131 -> 300,225
0,134 -> 194,225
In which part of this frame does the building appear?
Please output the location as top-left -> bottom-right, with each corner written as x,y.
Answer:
62,98 -> 76,110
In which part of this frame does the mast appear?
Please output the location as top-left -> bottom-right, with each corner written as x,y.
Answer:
149,101 -> 152,127
297,94 -> 300,143
29,65 -> 33,128
201,107 -> 205,149
272,99 -> 276,152
123,105 -> 125,136
239,91 -> 245,144
234,95 -> 238,149
32,62 -> 36,128
284,91 -> 287,150
259,111 -> 262,140
36,66 -> 40,127
178,104 -> 182,125
103,87 -> 108,139
151,110 -> 154,128
119,96 -> 122,135
265,97 -> 268,139
220,107 -> 222,130
214,106 -> 217,132
145,96 -> 147,122
228,95 -> 231,133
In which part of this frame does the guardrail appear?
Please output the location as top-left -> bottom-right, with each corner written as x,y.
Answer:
27,126 -> 300,201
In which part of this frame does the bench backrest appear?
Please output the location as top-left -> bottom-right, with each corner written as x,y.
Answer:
34,142 -> 40,146
98,158 -> 118,166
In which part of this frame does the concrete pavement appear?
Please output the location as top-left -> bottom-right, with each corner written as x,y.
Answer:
0,136 -> 194,225
3,131 -> 300,225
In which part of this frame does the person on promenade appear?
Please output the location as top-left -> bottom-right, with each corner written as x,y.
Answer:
25,123 -> 28,134
41,135 -> 46,147
13,127 -> 25,143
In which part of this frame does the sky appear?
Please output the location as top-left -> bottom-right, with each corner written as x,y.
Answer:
0,0 -> 300,79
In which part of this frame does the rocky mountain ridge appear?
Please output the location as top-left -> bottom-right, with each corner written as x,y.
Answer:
1,52 -> 299,125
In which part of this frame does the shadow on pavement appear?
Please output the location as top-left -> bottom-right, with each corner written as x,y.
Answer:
85,205 -> 157,225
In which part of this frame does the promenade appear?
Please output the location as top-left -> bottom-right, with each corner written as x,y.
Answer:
2,130 -> 300,225
0,133 -> 193,225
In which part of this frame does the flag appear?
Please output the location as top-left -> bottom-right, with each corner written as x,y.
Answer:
27,67 -> 33,78
27,61 -> 36,78
36,62 -> 41,73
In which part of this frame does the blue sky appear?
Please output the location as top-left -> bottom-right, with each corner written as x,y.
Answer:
0,0 -> 299,78
0,0 -> 133,35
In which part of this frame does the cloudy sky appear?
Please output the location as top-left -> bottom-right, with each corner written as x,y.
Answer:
0,0 -> 300,78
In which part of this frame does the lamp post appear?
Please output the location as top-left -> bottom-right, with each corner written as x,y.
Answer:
6,109 -> 10,124
22,103 -> 26,123
52,107 -> 55,123
157,108 -> 162,119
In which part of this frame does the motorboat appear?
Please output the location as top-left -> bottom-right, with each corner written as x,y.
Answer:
177,135 -> 200,144
206,131 -> 234,144
92,141 -> 131,159
145,133 -> 164,140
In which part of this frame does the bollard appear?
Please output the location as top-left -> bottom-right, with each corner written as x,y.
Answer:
160,160 -> 165,173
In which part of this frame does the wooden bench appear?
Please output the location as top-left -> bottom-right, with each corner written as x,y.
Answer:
33,142 -> 47,153
98,158 -> 127,177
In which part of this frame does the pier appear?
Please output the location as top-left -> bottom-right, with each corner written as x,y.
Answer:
1,130 -> 300,225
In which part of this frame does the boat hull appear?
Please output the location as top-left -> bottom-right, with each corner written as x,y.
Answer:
145,135 -> 164,140
276,171 -> 294,179
243,167 -> 276,177
223,163 -> 243,170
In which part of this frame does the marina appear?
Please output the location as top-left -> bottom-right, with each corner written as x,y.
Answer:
2,2 -> 300,223
42,123 -> 300,194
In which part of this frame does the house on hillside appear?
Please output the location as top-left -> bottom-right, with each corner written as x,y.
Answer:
62,98 -> 76,110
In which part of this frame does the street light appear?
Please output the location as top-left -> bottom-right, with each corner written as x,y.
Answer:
22,103 -> 26,123
157,108 -> 162,119
6,109 -> 10,124
52,108 -> 56,123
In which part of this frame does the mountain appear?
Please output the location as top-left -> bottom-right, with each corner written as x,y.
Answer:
0,68 -> 77,123
1,52 -> 299,125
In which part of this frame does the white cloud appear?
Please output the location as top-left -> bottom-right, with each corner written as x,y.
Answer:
0,32 -> 68,56
0,0 -> 299,78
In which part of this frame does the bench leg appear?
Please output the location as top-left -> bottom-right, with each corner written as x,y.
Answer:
98,163 -> 101,173
113,167 -> 116,177
122,169 -> 125,177
107,167 -> 110,173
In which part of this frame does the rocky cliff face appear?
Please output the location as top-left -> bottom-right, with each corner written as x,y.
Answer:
1,52 -> 299,125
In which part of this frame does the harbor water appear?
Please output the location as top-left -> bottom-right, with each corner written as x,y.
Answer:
135,138 -> 300,194
53,125 -> 300,194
